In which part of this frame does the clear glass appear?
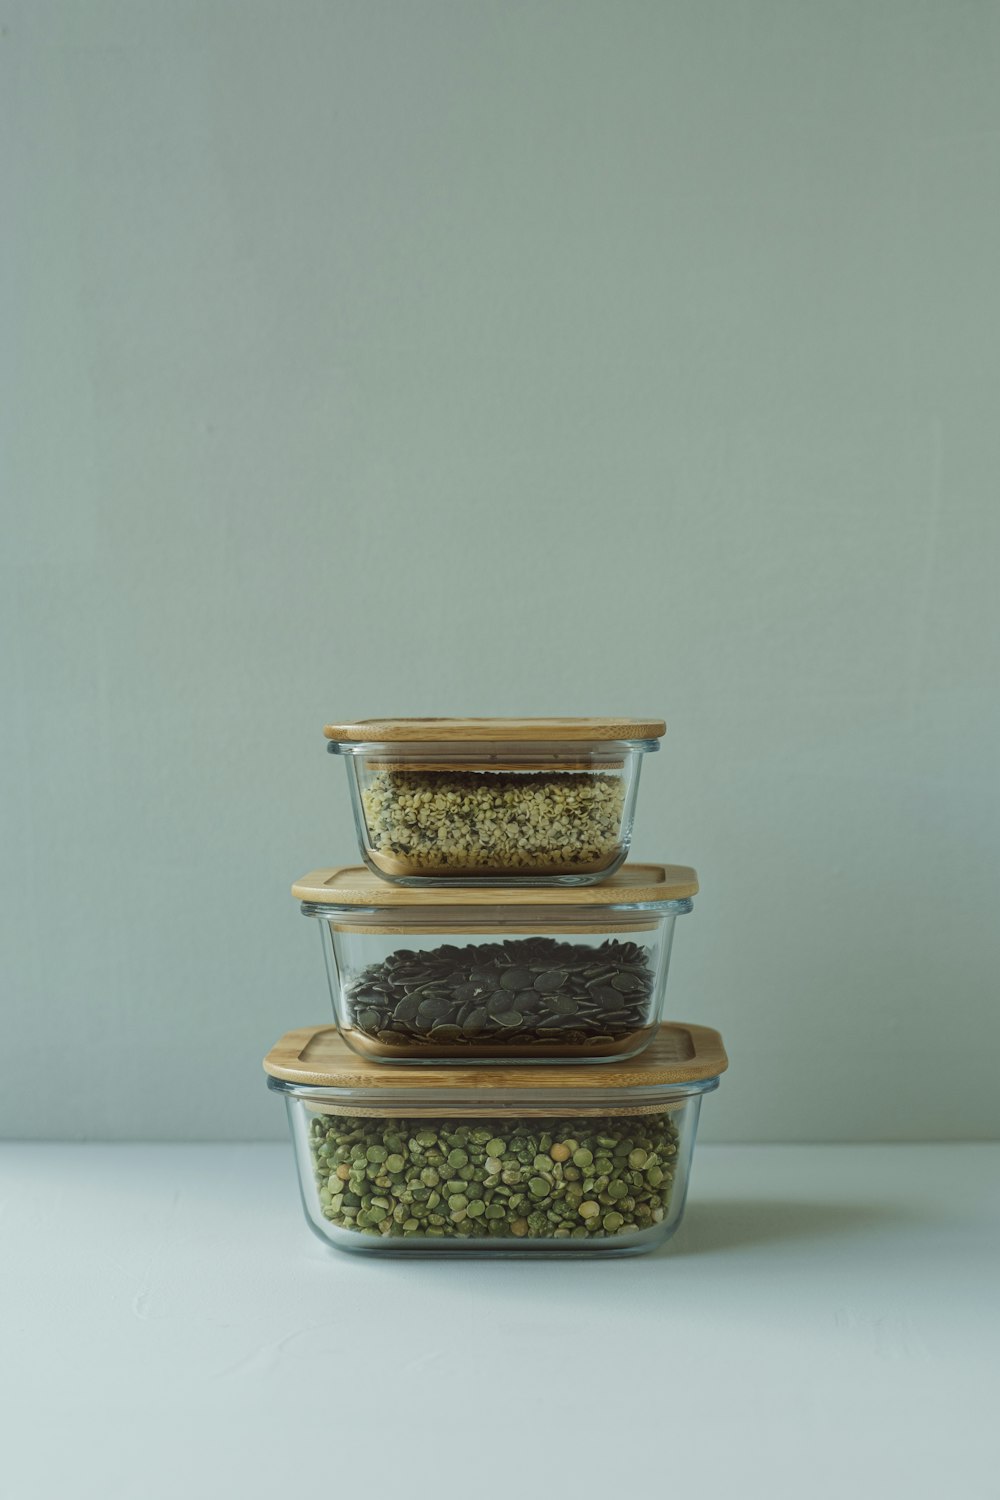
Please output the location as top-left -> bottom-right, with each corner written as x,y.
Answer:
303,900 -> 692,1064
270,1075 -> 715,1257
329,739 -> 657,885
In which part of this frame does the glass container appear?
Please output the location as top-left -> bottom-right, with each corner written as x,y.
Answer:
265,1022 -> 727,1257
324,717 -> 665,885
294,863 -> 698,1065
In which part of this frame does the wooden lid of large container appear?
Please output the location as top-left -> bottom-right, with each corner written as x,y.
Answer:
323,717 -> 666,743
263,1022 -> 727,1091
293,863 -> 698,908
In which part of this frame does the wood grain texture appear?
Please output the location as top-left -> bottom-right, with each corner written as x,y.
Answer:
318,920 -> 660,934
292,862 -> 698,907
263,1022 -> 728,1090
323,717 -> 666,742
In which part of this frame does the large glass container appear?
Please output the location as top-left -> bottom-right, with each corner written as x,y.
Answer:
264,1022 -> 727,1257
324,718 -> 665,885
294,863 -> 698,1064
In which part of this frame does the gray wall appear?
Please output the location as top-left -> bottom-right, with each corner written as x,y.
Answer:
3,1 -> 998,1141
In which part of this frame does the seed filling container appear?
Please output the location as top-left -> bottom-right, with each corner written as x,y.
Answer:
324,717 -> 665,885
294,863 -> 697,1065
265,1022 -> 727,1257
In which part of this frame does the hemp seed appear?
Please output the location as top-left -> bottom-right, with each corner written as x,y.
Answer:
361,769 -> 626,875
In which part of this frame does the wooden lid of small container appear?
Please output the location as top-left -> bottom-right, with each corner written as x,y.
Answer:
263,1022 -> 728,1091
293,863 -> 698,907
323,717 -> 666,743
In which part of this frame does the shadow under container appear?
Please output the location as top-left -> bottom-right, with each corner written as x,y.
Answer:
324,717 -> 665,885
265,1023 -> 728,1257
294,863 -> 698,1065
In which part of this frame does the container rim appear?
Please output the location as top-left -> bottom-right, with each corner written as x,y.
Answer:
323,717 -> 665,744
327,737 -> 661,756
263,1022 -> 728,1090
300,898 -> 694,920
292,863 -> 698,908
267,1075 -> 720,1108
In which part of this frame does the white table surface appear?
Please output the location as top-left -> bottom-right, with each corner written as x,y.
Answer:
3,1143 -> 998,1500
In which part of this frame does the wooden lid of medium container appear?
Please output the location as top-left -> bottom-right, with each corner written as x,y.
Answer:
263,1022 -> 728,1091
292,863 -> 698,908
323,717 -> 666,743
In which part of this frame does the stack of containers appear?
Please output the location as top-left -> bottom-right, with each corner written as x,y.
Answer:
264,718 -> 728,1256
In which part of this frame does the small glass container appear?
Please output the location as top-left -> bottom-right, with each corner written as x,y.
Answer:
324,717 -> 665,885
265,1022 -> 727,1257
294,863 -> 698,1065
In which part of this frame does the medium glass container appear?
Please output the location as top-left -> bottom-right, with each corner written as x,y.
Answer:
324,717 -> 665,885
294,863 -> 698,1065
264,1023 -> 727,1257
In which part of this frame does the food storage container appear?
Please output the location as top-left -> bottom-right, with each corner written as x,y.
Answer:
293,863 -> 698,1064
265,1022 -> 727,1257
324,717 -> 665,884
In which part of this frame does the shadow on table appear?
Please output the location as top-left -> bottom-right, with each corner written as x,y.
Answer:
667,1197 -> 917,1256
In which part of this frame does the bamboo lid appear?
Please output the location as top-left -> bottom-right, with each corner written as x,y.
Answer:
323,717 -> 665,743
264,1022 -> 728,1091
293,863 -> 698,908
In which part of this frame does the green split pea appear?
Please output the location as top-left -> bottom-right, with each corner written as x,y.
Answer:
310,1113 -> 680,1242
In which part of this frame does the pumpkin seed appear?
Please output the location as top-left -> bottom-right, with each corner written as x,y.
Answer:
342,935 -> 656,1054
